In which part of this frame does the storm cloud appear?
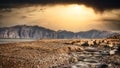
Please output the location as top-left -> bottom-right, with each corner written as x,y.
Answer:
0,0 -> 120,32
0,0 -> 120,12
101,19 -> 120,30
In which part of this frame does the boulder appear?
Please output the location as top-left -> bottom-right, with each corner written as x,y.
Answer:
75,62 -> 89,68
108,43 -> 114,48
116,45 -> 120,54
98,64 -> 108,68
81,41 -> 89,46
109,49 -> 117,55
69,57 -> 78,63
88,41 -> 94,46
85,47 -> 98,52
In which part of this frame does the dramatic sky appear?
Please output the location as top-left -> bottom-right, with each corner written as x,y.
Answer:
0,0 -> 120,32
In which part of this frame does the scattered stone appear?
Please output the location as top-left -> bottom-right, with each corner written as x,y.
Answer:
108,64 -> 112,67
117,45 -> 120,53
101,51 -> 109,55
98,64 -> 108,68
93,40 -> 100,45
0,39 -> 120,68
83,59 -> 99,63
88,41 -> 94,46
81,41 -> 89,46
71,65 -> 77,68
100,43 -> 108,46
75,62 -> 89,68
69,57 -> 78,63
85,47 -> 98,52
74,43 -> 81,46
108,43 -> 114,48
109,49 -> 117,55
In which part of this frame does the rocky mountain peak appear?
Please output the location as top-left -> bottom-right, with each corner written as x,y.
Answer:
0,25 -> 119,39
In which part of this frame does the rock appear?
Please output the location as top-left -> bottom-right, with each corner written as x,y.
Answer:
107,34 -> 120,39
109,49 -> 117,55
98,64 -> 108,68
75,62 -> 89,68
71,65 -> 77,68
81,41 -> 89,46
88,41 -> 94,46
100,43 -> 108,46
93,52 -> 102,57
78,54 -> 87,57
87,63 -> 101,67
108,43 -> 114,48
83,59 -> 99,63
57,46 -> 84,54
101,51 -> 109,55
94,52 -> 101,55
69,57 -> 78,63
102,40 -> 108,44
93,40 -> 101,45
58,64 -> 72,68
117,45 -> 120,53
108,64 -> 112,67
94,54 -> 102,57
74,43 -> 81,46
85,47 -> 98,52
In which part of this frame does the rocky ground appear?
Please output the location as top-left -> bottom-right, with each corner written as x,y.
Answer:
54,39 -> 120,68
0,39 -> 120,68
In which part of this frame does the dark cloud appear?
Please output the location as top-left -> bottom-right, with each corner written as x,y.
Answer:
21,16 -> 27,19
0,14 -> 6,19
0,15 -> 3,18
101,19 -> 120,30
115,13 -> 120,18
0,8 -> 12,12
0,0 -> 120,12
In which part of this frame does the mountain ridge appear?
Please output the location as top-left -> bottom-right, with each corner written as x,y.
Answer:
0,25 -> 119,39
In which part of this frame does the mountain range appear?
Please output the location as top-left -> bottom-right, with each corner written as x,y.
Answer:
0,25 -> 119,39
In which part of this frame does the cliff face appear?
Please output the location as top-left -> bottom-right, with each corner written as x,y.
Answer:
0,25 -> 119,39
0,25 -> 57,39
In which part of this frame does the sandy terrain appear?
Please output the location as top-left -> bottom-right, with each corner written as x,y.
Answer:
0,40 -> 83,68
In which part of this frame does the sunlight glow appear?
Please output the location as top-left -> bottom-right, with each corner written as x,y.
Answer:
0,4 -> 103,32
69,4 -> 85,14
67,4 -> 96,18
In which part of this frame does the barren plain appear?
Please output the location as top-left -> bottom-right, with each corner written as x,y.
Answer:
0,39 -> 120,68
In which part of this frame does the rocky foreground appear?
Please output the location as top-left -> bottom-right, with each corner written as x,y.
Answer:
0,39 -> 120,68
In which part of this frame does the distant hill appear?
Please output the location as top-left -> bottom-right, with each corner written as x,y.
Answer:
76,29 -> 120,39
57,30 -> 75,39
107,34 -> 120,39
0,25 -> 119,39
